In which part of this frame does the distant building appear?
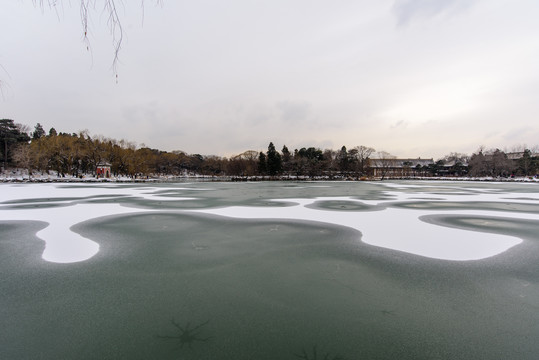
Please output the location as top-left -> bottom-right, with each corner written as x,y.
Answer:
371,158 -> 434,178
506,151 -> 539,160
370,158 -> 434,178
96,163 -> 111,178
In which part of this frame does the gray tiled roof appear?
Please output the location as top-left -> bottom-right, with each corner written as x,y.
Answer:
371,158 -> 433,168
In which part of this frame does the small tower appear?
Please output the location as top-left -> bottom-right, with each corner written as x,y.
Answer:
96,162 -> 111,179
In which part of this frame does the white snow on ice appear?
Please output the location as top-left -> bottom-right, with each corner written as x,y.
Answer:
2,203 -> 149,263
0,184 -> 195,263
1,183 -> 538,263
195,197 -> 536,261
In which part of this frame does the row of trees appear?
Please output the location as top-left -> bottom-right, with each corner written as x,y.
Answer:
2,120 -> 224,178
247,146 -> 539,179
2,119 -> 538,179
1,119 -> 380,179
231,143 -> 376,179
468,148 -> 539,177
1,119 -> 31,170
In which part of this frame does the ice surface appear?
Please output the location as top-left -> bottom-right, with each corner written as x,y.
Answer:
195,198 -> 533,260
194,188 -> 539,260
1,182 -> 538,263
1,203 -> 150,263
0,184 -> 191,263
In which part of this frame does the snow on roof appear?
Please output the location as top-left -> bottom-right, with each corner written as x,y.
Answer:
371,158 -> 434,168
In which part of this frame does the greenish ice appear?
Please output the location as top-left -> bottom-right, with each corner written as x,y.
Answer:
1,181 -> 538,359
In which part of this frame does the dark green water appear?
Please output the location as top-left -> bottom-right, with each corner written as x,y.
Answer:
1,181 -> 539,359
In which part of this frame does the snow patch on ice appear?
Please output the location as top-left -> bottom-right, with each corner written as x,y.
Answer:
0,184 -> 194,263
1,203 -> 150,263
2,183 -> 538,263
194,189 -> 539,261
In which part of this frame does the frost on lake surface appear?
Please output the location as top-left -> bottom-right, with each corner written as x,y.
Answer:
1,181 -> 538,262
2,181 -> 539,360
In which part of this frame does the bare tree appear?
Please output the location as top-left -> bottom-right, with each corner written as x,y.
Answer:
12,143 -> 34,179
490,149 -> 514,177
469,148 -> 514,177
372,151 -> 396,180
351,145 -> 375,178
228,150 -> 259,177
469,149 -> 488,177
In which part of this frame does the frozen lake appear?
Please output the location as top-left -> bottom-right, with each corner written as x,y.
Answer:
1,181 -> 539,359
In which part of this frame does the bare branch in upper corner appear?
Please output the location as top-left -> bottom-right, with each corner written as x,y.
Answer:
30,1 -> 163,80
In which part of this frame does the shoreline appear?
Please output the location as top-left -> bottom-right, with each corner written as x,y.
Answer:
1,175 -> 538,184
1,169 -> 538,184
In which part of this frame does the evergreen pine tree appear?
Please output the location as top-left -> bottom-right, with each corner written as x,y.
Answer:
266,142 -> 282,176
258,152 -> 267,175
33,123 -> 46,140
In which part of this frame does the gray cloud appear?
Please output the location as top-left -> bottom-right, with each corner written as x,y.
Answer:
390,120 -> 408,129
2,1 -> 538,160
276,101 -> 312,126
502,127 -> 535,142
392,0 -> 476,26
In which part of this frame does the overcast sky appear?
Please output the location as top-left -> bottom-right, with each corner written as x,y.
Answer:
1,0 -> 538,158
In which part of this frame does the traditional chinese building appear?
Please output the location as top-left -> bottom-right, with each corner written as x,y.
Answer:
371,158 -> 434,178
96,162 -> 111,178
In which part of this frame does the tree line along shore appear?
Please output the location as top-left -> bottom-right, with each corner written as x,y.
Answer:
2,119 -> 539,181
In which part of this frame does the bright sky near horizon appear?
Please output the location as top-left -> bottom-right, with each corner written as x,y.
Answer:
1,0 -> 538,159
